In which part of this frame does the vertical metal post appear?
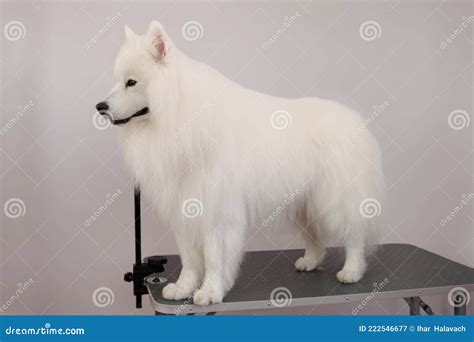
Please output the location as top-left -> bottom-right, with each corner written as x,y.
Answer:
125,185 -> 166,310
134,186 -> 142,308
134,186 -> 142,264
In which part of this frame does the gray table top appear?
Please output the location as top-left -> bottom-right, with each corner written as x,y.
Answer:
147,243 -> 474,314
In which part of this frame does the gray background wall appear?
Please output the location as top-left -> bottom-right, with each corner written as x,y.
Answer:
0,0 -> 472,315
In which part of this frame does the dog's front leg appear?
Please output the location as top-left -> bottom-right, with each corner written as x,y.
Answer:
192,233 -> 226,305
162,231 -> 203,300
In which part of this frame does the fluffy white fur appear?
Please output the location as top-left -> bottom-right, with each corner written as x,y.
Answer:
97,21 -> 385,306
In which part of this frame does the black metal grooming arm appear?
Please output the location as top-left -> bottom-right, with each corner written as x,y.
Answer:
124,186 -> 167,308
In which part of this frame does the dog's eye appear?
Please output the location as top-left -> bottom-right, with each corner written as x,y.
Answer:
126,79 -> 137,88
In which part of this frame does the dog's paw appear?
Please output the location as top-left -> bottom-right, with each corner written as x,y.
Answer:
193,288 -> 223,306
336,268 -> 363,283
162,283 -> 193,300
295,257 -> 320,272
295,257 -> 317,271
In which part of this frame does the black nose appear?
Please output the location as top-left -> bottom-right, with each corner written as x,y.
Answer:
96,102 -> 109,112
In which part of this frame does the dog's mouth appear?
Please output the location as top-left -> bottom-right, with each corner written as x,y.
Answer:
99,107 -> 150,126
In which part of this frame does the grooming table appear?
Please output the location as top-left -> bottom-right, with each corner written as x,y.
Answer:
146,244 -> 474,315
123,189 -> 472,315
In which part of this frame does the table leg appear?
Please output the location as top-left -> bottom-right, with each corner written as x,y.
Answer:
404,297 -> 420,315
454,304 -> 466,316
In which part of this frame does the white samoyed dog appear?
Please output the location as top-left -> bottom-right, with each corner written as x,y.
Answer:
96,21 -> 385,306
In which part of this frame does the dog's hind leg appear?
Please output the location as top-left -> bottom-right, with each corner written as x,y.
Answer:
336,245 -> 367,283
295,226 -> 326,272
335,208 -> 369,283
162,231 -> 204,300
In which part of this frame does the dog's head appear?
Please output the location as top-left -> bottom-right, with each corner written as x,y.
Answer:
95,21 -> 172,125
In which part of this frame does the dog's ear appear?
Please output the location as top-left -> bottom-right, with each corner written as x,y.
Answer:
147,21 -> 169,61
124,25 -> 137,40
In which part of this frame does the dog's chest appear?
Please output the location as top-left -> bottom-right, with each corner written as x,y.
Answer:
122,128 -> 188,191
